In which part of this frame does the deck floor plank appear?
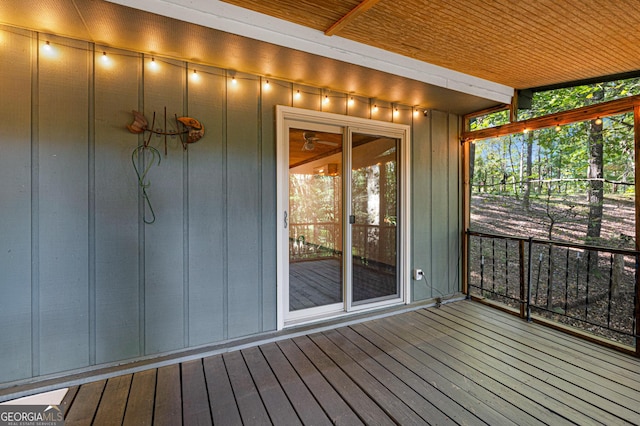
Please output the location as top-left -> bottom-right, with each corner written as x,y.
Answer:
223,350 -> 271,425
448,301 -> 640,387
292,335 -> 395,425
430,304 -> 640,422
259,342 -> 333,426
181,360 -> 211,425
61,385 -> 80,419
428,306 -> 640,423
336,325 -> 484,426
53,301 -> 640,426
310,331 -> 430,425
122,369 -> 156,426
323,327 -> 455,425
154,364 -> 182,426
396,310 -> 590,425
93,374 -> 132,426
64,380 -> 105,426
242,346 -> 302,425
352,321 -> 518,425
276,339 -> 364,426
203,355 -> 242,426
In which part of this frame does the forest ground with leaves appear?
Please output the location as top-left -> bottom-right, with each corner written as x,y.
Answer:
469,193 -> 637,347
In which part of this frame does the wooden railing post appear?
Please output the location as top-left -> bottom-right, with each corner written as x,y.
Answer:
526,237 -> 533,322
519,239 -> 525,319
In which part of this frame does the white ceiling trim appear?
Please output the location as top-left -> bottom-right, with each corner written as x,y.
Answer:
106,0 -> 514,104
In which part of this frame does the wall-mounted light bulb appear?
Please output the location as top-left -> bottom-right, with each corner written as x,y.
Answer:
43,41 -> 52,51
323,95 -> 329,104
393,108 -> 399,117
413,108 -> 419,117
294,89 -> 301,99
231,76 -> 237,85
101,51 -> 108,62
595,117 -> 603,125
264,80 -> 270,89
373,104 -> 378,112
191,69 -> 199,81
348,97 -> 354,106
149,57 -> 158,70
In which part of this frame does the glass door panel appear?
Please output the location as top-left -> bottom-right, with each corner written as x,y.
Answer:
288,128 -> 343,312
351,133 -> 399,305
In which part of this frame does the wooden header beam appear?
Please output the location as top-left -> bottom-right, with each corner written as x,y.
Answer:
325,0 -> 382,36
462,94 -> 640,142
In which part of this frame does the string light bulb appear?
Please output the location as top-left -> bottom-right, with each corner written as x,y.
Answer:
595,117 -> 603,125
555,124 -> 561,132
523,127 -> 529,134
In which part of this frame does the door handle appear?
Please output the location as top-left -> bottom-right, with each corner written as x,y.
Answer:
284,211 -> 288,229
349,215 -> 356,224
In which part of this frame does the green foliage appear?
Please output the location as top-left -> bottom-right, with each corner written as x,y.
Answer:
471,77 -> 638,245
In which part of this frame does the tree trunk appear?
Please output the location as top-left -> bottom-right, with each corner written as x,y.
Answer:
523,132 -> 533,210
586,86 -> 604,241
469,142 -> 476,194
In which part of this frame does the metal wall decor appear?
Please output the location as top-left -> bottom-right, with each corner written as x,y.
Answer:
127,108 -> 205,224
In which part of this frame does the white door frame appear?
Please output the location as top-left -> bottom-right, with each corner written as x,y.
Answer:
276,106 -> 411,329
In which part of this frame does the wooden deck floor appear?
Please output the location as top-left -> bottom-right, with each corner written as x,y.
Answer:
59,300 -> 640,425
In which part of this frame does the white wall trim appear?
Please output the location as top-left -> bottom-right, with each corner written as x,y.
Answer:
106,0 -> 514,104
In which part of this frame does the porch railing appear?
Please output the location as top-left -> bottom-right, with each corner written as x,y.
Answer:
289,222 -> 396,267
467,230 -> 640,356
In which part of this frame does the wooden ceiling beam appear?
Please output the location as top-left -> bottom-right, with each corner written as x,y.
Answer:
324,0 -> 382,36
461,94 -> 640,142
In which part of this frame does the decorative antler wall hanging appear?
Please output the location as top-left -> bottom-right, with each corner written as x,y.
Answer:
127,108 -> 205,224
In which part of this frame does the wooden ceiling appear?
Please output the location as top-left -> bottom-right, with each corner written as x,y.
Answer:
222,0 -> 640,90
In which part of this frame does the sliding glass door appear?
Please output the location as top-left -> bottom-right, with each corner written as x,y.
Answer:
277,107 -> 409,327
350,132 -> 399,306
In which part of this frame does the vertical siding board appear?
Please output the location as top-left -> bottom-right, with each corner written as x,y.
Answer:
448,114 -> 461,294
187,67 -> 226,345
0,27 -> 33,382
226,73 -> 261,338
347,95 -> 371,119
291,85 -> 321,111
430,111 -> 450,297
143,57 -> 185,353
323,91 -> 347,115
38,36 -> 90,374
94,48 -> 141,364
411,112 -> 432,301
261,81 -> 291,331
372,100 -> 393,123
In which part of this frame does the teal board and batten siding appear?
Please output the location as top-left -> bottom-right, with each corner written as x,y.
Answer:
412,110 -> 462,301
0,28 -> 462,385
